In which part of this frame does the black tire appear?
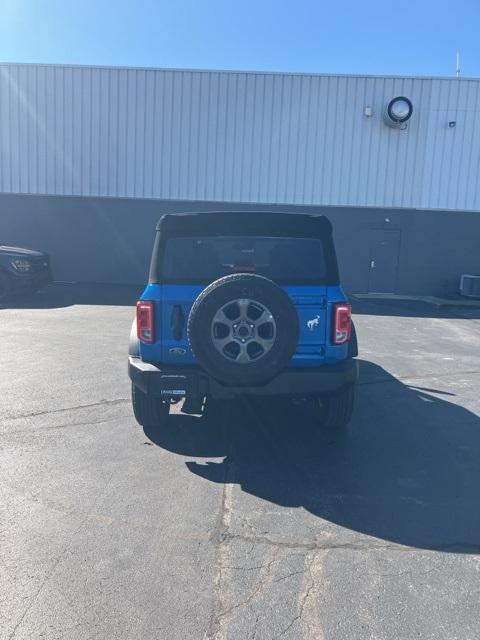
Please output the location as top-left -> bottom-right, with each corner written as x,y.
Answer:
316,384 -> 355,429
347,321 -> 358,358
131,383 -> 169,428
187,274 -> 299,386
0,271 -> 12,302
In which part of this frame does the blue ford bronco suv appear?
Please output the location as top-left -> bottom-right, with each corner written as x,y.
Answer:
128,212 -> 358,428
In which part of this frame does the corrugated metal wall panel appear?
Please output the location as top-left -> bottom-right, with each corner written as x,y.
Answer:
1,63 -> 480,210
420,78 -> 480,211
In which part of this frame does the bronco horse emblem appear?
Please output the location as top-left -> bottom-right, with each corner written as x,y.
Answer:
307,315 -> 321,331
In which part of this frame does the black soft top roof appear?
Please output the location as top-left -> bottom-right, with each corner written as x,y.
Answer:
155,211 -> 333,239
149,211 -> 339,285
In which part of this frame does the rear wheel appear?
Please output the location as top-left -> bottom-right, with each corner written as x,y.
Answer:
131,383 -> 169,428
316,385 -> 355,429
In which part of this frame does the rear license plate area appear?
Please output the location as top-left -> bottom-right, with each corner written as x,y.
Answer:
159,374 -> 197,397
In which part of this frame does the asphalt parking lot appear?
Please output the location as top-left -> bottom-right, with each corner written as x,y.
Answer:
1,284 -> 480,640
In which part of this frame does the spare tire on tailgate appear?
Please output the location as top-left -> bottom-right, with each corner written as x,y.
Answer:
187,274 -> 299,386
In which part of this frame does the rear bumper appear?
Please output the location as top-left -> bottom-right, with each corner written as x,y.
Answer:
128,357 -> 358,399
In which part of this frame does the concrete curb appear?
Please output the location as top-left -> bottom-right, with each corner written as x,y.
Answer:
350,293 -> 480,309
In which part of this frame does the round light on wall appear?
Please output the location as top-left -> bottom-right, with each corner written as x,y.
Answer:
384,96 -> 413,128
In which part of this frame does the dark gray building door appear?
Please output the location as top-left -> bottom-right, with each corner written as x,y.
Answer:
368,230 -> 401,293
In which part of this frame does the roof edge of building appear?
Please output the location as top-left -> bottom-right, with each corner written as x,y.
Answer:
1,60 -> 479,83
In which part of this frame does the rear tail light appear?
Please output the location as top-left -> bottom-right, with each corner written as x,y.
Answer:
136,301 -> 155,343
333,303 -> 352,345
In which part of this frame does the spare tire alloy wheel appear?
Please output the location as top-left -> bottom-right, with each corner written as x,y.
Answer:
188,274 -> 299,386
211,298 -> 276,363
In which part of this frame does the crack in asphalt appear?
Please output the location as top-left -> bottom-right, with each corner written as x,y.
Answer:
273,568 -> 306,583
212,548 -> 280,636
219,531 -> 480,555
2,397 -> 130,421
223,562 -> 280,571
274,553 -> 316,639
2,415 -> 126,435
250,613 -> 260,640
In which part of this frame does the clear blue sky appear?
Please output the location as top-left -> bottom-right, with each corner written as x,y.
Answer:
0,0 -> 478,78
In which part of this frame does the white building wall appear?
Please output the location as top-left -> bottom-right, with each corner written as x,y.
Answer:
0,63 -> 479,211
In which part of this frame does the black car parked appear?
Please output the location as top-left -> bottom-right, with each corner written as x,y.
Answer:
0,244 -> 53,300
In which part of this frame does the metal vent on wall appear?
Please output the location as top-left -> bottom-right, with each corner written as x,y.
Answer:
460,274 -> 480,298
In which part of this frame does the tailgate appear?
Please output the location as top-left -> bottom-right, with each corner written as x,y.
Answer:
285,286 -> 328,366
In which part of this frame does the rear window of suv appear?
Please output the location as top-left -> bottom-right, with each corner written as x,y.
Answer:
161,236 -> 327,284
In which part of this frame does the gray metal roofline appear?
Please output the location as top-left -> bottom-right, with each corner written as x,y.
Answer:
1,190 -> 480,214
1,60 -> 480,83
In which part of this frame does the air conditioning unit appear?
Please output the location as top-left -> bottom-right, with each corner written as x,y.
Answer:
460,274 -> 480,298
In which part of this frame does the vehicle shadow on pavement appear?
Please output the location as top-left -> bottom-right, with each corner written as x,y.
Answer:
0,283 -> 142,309
144,359 -> 480,553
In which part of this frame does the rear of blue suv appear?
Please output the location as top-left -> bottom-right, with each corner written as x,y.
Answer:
129,212 -> 358,428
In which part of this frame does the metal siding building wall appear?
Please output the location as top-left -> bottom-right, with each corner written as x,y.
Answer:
1,63 -> 480,210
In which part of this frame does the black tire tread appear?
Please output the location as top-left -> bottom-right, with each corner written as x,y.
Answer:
131,383 -> 169,428
320,385 -> 355,429
347,322 -> 358,358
